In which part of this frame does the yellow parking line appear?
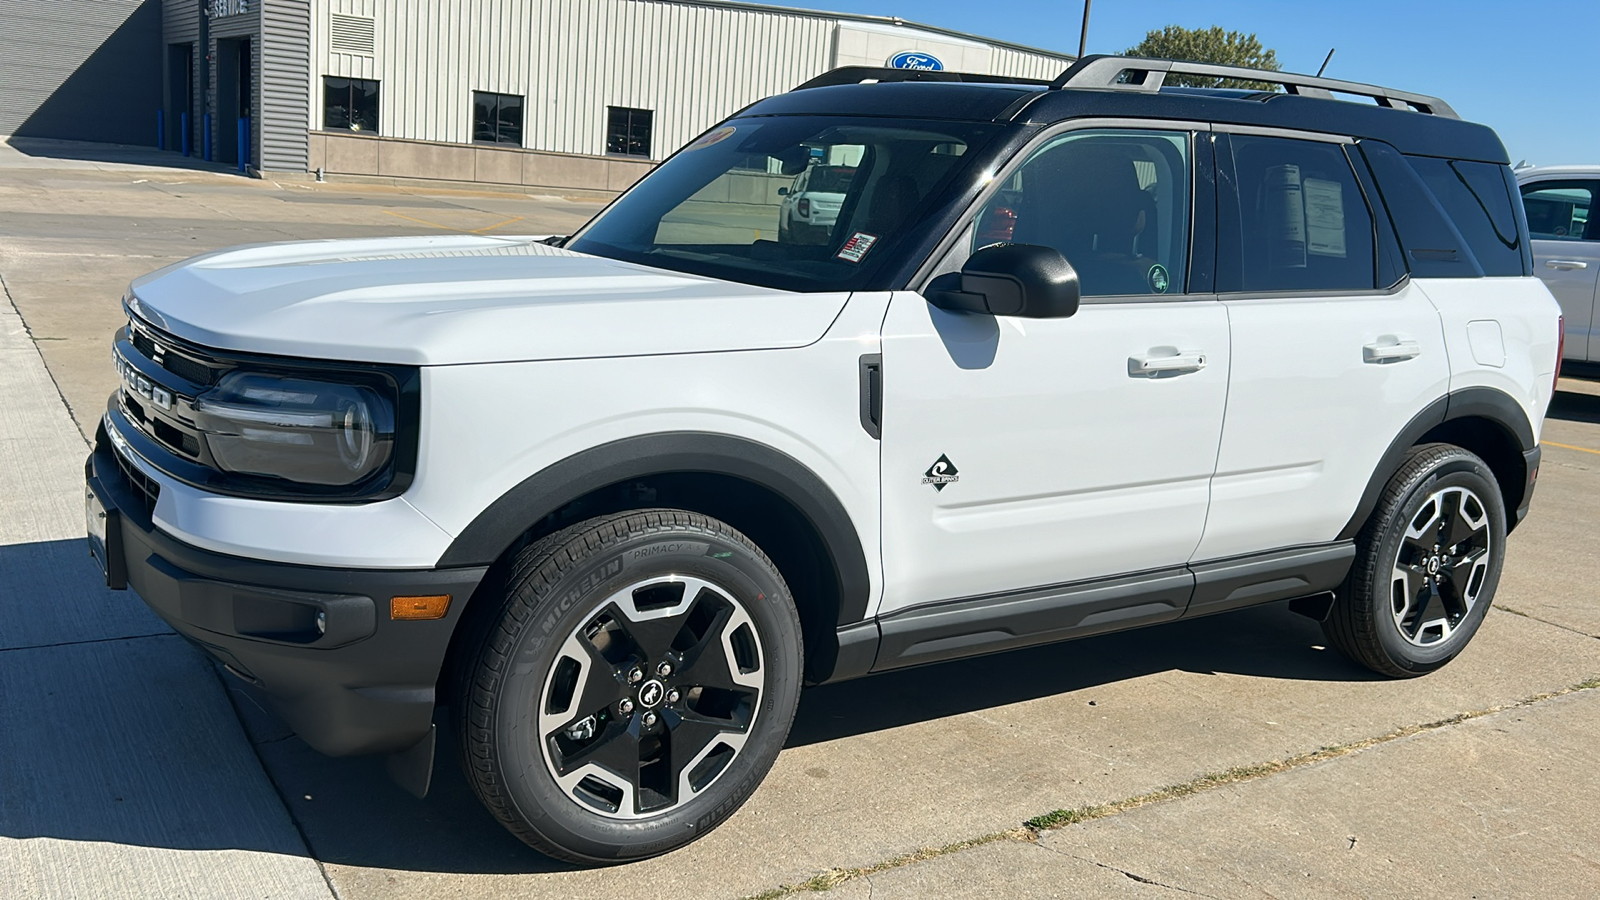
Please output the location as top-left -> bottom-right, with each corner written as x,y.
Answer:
1544,441 -> 1600,456
472,216 -> 524,234
383,209 -> 462,231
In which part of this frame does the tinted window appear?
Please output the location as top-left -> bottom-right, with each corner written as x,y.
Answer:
1229,136 -> 1375,292
606,106 -> 653,158
1521,181 -> 1595,241
1409,157 -> 1524,275
473,92 -> 523,146
979,129 -> 1190,297
323,77 -> 379,133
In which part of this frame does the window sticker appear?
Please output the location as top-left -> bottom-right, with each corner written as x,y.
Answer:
835,232 -> 879,263
685,126 -> 736,152
1302,177 -> 1348,258
1264,164 -> 1308,269
1147,263 -> 1170,294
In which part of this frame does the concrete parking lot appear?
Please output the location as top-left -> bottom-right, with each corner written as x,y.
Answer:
2,140 -> 1598,899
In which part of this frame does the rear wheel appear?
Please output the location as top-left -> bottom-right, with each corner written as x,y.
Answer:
456,510 -> 803,862
1324,444 -> 1506,678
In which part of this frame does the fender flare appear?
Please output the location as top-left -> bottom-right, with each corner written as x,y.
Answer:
1337,387 -> 1535,541
435,432 -> 873,625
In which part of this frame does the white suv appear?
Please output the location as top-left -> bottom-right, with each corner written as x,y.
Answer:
1517,165 -> 1598,364
86,57 -> 1562,863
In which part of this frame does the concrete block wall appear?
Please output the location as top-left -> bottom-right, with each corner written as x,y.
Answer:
308,131 -> 654,195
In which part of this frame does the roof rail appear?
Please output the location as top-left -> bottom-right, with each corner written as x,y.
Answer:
1049,55 -> 1458,119
793,66 -> 1050,92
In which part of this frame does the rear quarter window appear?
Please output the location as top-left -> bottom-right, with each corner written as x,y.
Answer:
1407,156 -> 1525,277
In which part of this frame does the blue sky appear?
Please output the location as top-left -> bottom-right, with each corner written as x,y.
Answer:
777,0 -> 1598,166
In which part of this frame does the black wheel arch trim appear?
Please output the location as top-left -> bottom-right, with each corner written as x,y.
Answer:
435,432 -> 874,626
1337,387 -> 1535,541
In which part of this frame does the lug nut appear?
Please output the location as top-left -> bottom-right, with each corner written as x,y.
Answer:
627,666 -> 644,685
619,699 -> 634,715
657,660 -> 674,677
667,689 -> 681,704
642,711 -> 658,727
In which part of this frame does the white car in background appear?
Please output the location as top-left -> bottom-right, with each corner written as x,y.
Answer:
1518,165 -> 1599,364
778,163 -> 856,243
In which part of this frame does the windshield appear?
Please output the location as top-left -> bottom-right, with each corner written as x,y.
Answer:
567,117 -> 1002,292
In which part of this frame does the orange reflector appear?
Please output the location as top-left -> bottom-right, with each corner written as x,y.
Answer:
391,595 -> 451,620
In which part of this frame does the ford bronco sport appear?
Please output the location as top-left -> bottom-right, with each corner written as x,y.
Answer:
86,57 -> 1561,862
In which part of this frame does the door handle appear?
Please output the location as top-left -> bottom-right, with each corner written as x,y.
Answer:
1129,350 -> 1207,377
1546,259 -> 1590,270
1363,338 -> 1421,363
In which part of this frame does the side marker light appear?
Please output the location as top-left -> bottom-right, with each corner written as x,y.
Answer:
391,595 -> 451,620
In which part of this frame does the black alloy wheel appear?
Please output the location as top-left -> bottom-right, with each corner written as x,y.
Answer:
1324,443 -> 1506,678
455,509 -> 803,862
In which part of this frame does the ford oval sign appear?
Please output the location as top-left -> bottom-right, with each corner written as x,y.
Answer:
889,51 -> 944,71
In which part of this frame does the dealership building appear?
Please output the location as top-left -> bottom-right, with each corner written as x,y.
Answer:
1,0 -> 1074,192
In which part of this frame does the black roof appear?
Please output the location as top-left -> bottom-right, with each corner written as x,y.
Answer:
740,60 -> 1508,164
744,81 -> 1044,124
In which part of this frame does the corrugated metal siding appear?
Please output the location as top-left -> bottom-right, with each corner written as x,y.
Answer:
0,0 -> 162,142
310,0 -> 834,158
261,0 -> 312,171
988,45 -> 1072,81
163,0 -> 199,43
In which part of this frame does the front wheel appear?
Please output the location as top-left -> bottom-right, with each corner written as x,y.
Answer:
1323,443 -> 1506,678
455,510 -> 803,862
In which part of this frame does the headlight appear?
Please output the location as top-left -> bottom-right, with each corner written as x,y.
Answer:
193,372 -> 395,486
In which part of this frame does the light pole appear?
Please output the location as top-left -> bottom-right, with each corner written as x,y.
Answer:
1078,0 -> 1092,58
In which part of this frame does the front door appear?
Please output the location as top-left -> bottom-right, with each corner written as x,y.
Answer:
1519,178 -> 1600,362
878,127 -> 1230,615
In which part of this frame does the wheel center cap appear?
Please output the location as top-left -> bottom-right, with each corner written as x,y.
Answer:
1427,556 -> 1442,576
638,679 -> 666,708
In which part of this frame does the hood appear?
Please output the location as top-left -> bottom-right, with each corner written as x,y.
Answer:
128,235 -> 847,365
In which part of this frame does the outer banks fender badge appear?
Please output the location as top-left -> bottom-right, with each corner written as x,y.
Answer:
922,454 -> 959,491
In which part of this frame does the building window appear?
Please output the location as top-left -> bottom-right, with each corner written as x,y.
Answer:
323,77 -> 379,133
473,92 -> 524,146
606,106 -> 653,158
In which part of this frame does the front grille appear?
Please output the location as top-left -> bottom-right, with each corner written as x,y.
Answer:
112,443 -> 160,519
130,326 -> 221,387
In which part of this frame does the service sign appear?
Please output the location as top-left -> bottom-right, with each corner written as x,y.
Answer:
888,51 -> 944,71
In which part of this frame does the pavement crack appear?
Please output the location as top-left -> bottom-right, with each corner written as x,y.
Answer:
206,657 -> 342,899
1495,605 -> 1598,641
0,631 -> 176,654
1022,673 -> 1600,836
1038,845 -> 1224,898
0,267 -> 90,440
746,675 -> 1600,900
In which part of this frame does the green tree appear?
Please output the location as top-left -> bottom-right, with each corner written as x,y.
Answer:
1124,25 -> 1283,90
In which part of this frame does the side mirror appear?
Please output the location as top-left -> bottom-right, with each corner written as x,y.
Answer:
926,243 -> 1080,318
777,187 -> 789,197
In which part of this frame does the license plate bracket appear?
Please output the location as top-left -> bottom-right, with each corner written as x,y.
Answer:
86,482 -> 127,590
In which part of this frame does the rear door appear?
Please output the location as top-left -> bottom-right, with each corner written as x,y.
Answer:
1518,178 -> 1600,361
1195,131 -> 1451,562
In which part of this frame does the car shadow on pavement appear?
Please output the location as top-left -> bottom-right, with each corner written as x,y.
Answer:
215,599 -> 1370,875
1548,387 -> 1600,425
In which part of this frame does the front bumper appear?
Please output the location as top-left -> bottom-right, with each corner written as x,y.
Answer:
87,428 -> 487,756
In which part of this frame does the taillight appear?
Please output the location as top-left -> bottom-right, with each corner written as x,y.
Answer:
977,206 -> 1017,245
1553,315 -> 1564,395
797,197 -> 811,218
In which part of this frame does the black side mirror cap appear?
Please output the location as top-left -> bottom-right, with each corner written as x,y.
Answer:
926,243 -> 1080,318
